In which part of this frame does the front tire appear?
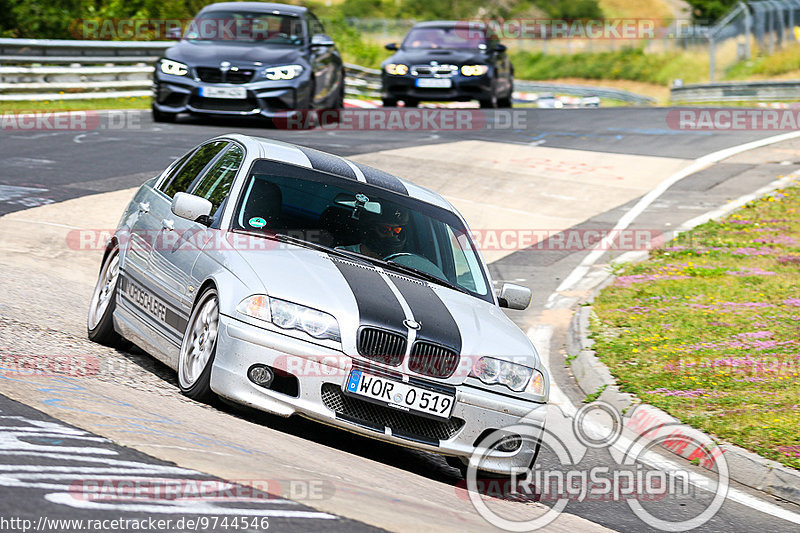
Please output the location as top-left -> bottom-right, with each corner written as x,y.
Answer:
178,287 -> 220,402
479,93 -> 498,109
382,97 -> 398,107
151,105 -> 177,123
88,246 -> 124,346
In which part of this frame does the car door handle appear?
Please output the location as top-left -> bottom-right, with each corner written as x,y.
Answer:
161,218 -> 174,231
138,202 -> 150,214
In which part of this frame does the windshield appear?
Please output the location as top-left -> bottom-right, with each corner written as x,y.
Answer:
232,159 -> 491,302
402,27 -> 486,50
185,11 -> 303,45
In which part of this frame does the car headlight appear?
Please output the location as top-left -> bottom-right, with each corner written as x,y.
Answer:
385,63 -> 408,76
471,356 -> 544,394
461,64 -> 489,76
237,295 -> 340,342
264,65 -> 304,80
160,59 -> 189,76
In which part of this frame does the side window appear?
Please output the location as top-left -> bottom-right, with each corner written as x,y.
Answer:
161,141 -> 227,198
190,145 -> 243,216
308,13 -> 324,36
158,149 -> 195,192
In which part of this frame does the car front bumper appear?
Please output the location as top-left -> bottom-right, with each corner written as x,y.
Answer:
211,315 -> 547,474
382,74 -> 494,102
152,71 -> 312,118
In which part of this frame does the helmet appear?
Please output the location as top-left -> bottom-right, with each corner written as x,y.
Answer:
363,204 -> 409,257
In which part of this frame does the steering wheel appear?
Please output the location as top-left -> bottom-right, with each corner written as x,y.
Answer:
383,252 -> 414,262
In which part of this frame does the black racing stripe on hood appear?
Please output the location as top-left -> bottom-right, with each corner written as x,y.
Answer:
296,146 -> 357,181
384,273 -> 461,352
330,258 -> 407,332
352,161 -> 408,195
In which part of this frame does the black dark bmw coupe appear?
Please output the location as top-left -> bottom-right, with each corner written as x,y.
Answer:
152,2 -> 344,122
381,21 -> 513,108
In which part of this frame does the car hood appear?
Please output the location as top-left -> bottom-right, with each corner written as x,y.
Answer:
383,48 -> 489,67
165,41 -> 305,67
231,245 -> 541,382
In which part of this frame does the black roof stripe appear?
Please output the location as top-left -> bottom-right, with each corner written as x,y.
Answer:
296,146 -> 358,181
352,161 -> 409,196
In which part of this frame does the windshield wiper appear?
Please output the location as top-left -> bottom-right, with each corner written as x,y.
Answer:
231,229 -> 371,265
371,256 -> 470,295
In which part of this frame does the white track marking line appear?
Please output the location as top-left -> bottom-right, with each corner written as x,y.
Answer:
530,131 -> 800,523
529,323 -> 800,524
557,130 -> 800,292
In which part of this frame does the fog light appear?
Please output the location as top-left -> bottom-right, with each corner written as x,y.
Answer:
248,365 -> 274,388
496,434 -> 522,452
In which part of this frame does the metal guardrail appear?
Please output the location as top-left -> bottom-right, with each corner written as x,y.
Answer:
514,81 -> 655,105
0,38 -> 654,105
670,80 -> 800,103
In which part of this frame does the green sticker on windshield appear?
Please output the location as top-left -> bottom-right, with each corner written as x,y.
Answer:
249,217 -> 266,228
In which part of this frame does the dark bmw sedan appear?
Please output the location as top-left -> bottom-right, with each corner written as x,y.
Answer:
152,2 -> 344,122
381,21 -> 513,108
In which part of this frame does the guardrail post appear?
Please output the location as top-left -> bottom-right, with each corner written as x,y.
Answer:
742,1 -> 752,59
709,37 -> 716,81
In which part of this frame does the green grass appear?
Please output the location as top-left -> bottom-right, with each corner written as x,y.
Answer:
726,47 -> 800,79
591,181 -> 800,470
509,47 -> 709,86
584,384 -> 608,403
0,96 -> 151,113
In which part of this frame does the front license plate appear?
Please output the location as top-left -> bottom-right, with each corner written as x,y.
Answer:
199,86 -> 247,99
345,370 -> 455,419
415,78 -> 452,89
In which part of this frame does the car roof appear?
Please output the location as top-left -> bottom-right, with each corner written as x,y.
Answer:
219,134 -> 457,213
199,2 -> 307,16
411,20 -> 485,30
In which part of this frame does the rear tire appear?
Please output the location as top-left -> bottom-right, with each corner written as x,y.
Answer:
178,287 -> 220,403
403,99 -> 419,108
382,98 -> 398,107
88,246 -> 124,346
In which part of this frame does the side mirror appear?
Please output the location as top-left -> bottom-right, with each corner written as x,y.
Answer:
311,34 -> 335,47
166,27 -> 182,40
172,192 -> 212,224
494,43 -> 507,53
385,42 -> 398,51
497,283 -> 531,310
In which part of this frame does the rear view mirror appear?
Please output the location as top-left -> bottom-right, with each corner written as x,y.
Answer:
494,43 -> 507,53
385,42 -> 399,51
334,193 -> 382,215
497,283 -> 531,310
172,192 -> 212,223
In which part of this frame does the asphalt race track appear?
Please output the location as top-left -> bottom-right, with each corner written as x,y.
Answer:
1,107 -> 799,532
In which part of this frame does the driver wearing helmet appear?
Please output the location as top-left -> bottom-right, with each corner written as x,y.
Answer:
338,205 -> 409,259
